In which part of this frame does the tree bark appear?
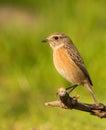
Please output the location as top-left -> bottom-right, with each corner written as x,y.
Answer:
45,87 -> 106,118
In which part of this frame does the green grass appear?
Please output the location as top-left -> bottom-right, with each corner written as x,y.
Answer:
0,0 -> 106,130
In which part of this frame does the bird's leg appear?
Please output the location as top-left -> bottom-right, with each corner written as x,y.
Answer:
66,84 -> 78,93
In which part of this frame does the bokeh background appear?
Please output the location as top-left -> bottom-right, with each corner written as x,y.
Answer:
0,0 -> 106,130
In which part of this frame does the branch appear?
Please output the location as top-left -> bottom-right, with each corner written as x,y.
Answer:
45,87 -> 106,118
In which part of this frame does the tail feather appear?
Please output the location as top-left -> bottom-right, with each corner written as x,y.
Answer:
84,82 -> 98,104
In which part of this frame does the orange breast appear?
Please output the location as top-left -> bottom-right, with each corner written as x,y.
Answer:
53,47 -> 86,84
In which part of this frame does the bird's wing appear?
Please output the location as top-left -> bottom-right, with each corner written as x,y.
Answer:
65,42 -> 93,86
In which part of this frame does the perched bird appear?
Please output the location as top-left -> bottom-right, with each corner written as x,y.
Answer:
42,32 -> 98,104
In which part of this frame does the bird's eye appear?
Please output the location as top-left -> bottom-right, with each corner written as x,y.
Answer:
54,36 -> 59,40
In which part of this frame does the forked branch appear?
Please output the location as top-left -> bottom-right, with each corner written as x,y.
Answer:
45,87 -> 106,118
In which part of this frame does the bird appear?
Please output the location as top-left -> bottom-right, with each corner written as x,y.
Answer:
42,32 -> 98,104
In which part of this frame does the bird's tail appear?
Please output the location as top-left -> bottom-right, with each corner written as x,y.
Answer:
84,82 -> 98,104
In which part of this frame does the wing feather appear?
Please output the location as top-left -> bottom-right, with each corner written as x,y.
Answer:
64,40 -> 93,86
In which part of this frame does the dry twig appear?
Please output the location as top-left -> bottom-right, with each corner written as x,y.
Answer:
45,87 -> 106,118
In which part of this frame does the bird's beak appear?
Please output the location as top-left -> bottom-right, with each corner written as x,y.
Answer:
41,39 -> 48,43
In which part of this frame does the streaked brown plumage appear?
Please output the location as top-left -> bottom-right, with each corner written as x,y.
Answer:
42,32 -> 98,103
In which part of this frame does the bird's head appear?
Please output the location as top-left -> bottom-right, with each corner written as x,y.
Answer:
42,32 -> 70,50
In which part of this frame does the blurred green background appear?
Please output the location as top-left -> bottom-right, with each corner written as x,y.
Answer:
0,0 -> 106,130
